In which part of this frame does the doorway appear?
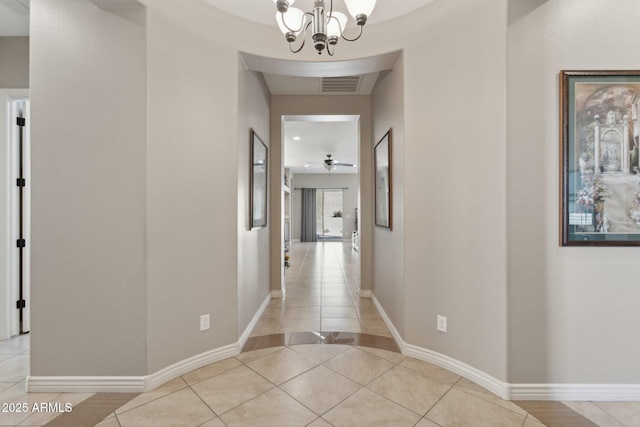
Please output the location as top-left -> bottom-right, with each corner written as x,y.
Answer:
0,90 -> 30,341
316,188 -> 344,241
270,97 -> 374,297
283,116 -> 359,243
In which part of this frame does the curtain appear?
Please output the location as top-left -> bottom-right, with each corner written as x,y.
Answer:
301,188 -> 317,242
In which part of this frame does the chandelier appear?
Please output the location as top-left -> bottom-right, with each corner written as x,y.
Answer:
273,0 -> 377,56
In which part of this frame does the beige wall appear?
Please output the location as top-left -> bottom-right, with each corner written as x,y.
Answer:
145,5 -> 239,373
507,0 -> 640,383
397,0 -> 508,381
237,58 -> 271,334
0,37 -> 29,88
371,61 -> 405,336
30,0 -> 147,376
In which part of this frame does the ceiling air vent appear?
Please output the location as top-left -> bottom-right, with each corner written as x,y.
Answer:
321,75 -> 362,93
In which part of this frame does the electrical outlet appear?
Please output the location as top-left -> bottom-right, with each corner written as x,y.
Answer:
200,314 -> 210,331
437,315 -> 447,333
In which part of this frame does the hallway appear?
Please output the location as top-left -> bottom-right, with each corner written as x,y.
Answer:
1,242 -> 637,426
251,242 -> 391,338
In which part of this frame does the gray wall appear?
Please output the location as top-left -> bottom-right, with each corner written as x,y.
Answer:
366,0 -> 509,381
371,60 -> 405,336
507,0 -> 640,383
291,173 -> 359,242
237,58 -> 271,335
145,4 -> 239,373
30,0 -> 147,376
0,37 -> 29,88
30,0 -> 269,378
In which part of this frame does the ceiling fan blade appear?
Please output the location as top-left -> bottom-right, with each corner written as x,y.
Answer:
334,162 -> 355,167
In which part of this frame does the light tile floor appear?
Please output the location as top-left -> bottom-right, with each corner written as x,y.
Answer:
252,242 -> 391,338
93,344 -> 545,427
0,333 -> 94,426
1,242 -> 639,426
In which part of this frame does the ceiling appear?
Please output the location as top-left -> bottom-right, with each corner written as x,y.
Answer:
0,0 -> 29,36
203,0 -> 436,28
284,117 -> 359,175
224,3 -> 412,177
0,0 -> 374,176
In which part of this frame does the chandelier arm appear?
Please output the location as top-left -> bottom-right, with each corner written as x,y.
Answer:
341,25 -> 363,42
289,38 -> 306,54
327,43 -> 335,56
289,21 -> 312,53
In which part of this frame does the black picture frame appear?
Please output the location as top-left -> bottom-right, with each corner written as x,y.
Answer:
250,129 -> 268,229
560,70 -> 640,246
374,129 -> 392,230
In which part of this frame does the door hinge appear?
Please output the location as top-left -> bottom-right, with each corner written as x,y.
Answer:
16,300 -> 26,309
16,117 -> 25,127
17,178 -> 25,187
16,239 -> 25,248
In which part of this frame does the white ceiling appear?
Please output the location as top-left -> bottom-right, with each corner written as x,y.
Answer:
203,0 -> 436,28
284,117 -> 359,175
0,0 -> 29,36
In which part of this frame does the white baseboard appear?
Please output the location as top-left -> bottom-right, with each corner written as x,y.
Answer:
28,291 -> 640,400
237,293 -> 271,353
27,295 -> 274,393
371,293 -> 508,399
27,375 -> 147,393
27,343 -> 238,393
370,292 -> 640,402
370,294 -> 405,353
145,343 -> 237,391
404,343 -> 510,400
271,289 -> 284,298
509,383 -> 640,401
359,289 -> 372,298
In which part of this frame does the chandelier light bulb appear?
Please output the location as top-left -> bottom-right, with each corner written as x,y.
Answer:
344,0 -> 377,25
272,0 -> 374,55
276,7 -> 305,38
326,11 -> 347,38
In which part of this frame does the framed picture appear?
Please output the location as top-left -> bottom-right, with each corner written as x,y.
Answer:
250,129 -> 268,229
560,70 -> 640,245
375,129 -> 392,229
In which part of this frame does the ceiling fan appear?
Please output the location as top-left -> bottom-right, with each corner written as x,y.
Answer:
323,154 -> 355,171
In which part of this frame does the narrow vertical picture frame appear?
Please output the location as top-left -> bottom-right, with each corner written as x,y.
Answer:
374,129 -> 392,230
250,128 -> 268,229
560,70 -> 640,245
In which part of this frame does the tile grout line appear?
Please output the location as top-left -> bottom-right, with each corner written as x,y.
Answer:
191,360 -> 278,421
590,401 -> 628,427
187,378 -> 223,421
421,379 -> 459,425
360,355 -> 459,421
448,377 -> 537,421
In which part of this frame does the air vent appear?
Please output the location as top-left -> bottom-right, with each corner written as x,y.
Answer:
321,75 -> 362,93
